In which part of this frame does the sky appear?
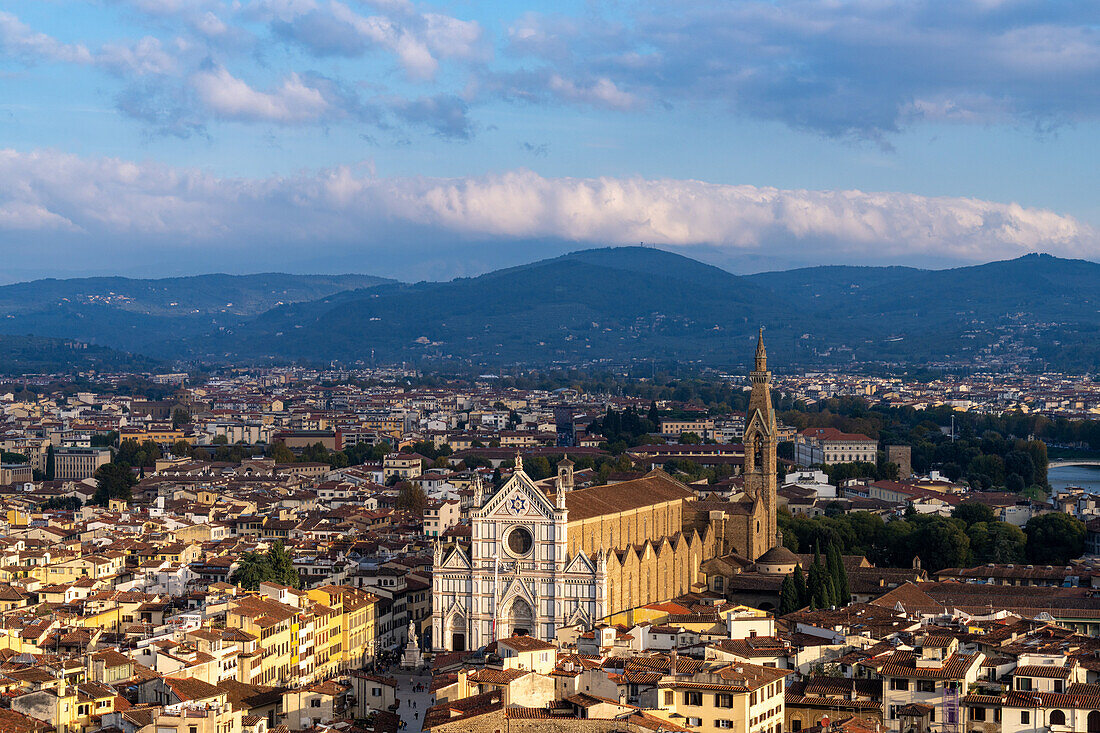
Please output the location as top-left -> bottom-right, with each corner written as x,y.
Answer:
0,0 -> 1099,282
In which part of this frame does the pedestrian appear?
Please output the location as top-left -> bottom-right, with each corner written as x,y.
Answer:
415,712 -> 419,720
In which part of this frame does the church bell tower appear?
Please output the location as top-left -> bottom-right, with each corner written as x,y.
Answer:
742,327 -> 778,559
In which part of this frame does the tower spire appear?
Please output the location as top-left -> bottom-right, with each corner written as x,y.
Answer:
755,326 -> 767,372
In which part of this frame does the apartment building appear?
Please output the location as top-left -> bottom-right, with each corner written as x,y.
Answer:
861,634 -> 985,733
53,447 -> 111,480
661,418 -> 716,440
794,428 -> 877,466
654,660 -> 790,733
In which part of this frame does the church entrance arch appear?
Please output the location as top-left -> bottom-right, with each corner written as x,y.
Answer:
503,597 -> 535,638
446,612 -> 467,652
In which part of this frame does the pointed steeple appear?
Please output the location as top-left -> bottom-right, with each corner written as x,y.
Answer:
755,326 -> 767,372
747,327 -> 776,433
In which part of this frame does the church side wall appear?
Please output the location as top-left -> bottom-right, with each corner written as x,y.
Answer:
567,500 -> 682,557
602,527 -> 715,619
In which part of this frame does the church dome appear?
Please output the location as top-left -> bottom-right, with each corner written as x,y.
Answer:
754,545 -> 799,575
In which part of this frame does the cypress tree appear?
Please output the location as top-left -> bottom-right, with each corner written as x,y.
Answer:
45,445 -> 55,481
793,565 -> 808,607
828,543 -> 850,606
809,563 -> 826,609
824,574 -> 838,609
779,574 -> 799,615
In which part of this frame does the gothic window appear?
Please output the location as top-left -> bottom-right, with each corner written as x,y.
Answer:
753,437 -> 764,469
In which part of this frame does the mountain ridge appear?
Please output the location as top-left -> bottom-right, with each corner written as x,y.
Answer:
3,248 -> 1100,371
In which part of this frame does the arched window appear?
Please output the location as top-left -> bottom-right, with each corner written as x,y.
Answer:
1088,710 -> 1100,733
1050,710 -> 1066,726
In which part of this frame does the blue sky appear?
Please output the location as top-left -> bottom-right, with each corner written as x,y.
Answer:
0,0 -> 1098,281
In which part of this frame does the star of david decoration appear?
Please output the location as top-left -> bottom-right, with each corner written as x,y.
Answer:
508,495 -> 528,515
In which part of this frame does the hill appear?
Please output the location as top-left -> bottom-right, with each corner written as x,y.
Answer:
0,273 -> 393,355
0,335 -> 160,375
206,249 -> 1100,370
186,247 -> 786,366
5,249 -> 1100,371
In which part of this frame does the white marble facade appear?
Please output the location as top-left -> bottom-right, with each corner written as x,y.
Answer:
432,464 -> 606,652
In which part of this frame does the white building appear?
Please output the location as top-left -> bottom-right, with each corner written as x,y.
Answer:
431,462 -> 606,652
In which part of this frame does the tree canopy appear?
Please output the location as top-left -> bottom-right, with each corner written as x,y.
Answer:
92,462 -> 137,506
229,542 -> 301,590
1024,513 -> 1086,564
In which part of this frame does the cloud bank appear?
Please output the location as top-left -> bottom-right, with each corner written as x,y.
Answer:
0,149 -> 1091,274
4,2 -> 1100,141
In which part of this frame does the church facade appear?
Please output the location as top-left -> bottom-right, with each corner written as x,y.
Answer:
431,332 -> 779,652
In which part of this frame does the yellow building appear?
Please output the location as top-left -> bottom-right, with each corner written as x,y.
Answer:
120,428 -> 188,445
308,585 -> 379,672
227,589 -> 299,686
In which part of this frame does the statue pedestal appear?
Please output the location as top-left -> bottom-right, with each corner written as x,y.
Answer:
401,640 -> 423,669
401,622 -> 423,669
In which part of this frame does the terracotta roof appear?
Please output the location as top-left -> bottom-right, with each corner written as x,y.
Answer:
565,470 -> 693,522
1015,664 -> 1071,678
863,651 -> 983,680
498,635 -> 556,652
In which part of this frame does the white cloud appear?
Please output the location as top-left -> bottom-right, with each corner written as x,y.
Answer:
547,75 -> 639,111
98,36 -> 178,76
0,11 -> 93,64
191,66 -> 329,122
0,149 -> 1092,267
261,0 -> 485,80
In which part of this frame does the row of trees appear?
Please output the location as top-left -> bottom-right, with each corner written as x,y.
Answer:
779,506 -> 1086,573
782,398 -> 1050,496
587,404 -> 661,453
779,543 -> 849,614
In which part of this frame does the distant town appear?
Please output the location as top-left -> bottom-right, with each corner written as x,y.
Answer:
0,341 -> 1098,733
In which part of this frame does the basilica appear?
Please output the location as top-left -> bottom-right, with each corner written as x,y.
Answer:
431,331 -> 780,651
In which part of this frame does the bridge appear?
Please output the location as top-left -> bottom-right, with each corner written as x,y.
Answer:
1048,460 -> 1100,469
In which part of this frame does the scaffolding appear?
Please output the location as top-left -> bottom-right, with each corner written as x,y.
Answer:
942,681 -> 961,733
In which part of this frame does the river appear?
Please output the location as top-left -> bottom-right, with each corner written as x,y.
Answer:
1048,464 -> 1100,495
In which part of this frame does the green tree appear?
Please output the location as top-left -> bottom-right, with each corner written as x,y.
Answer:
266,541 -> 301,588
172,407 -> 191,429
826,543 -> 849,606
967,521 -> 1026,564
230,551 -> 268,590
41,496 -> 81,511
779,574 -> 800,615
396,482 -> 428,515
90,431 -> 118,448
909,519 -> 972,572
269,442 -> 296,464
1024,513 -> 1086,564
44,445 -> 55,481
212,434 -> 229,445
792,565 -> 809,607
229,543 -> 301,590
91,462 -> 137,506
951,502 -> 995,527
